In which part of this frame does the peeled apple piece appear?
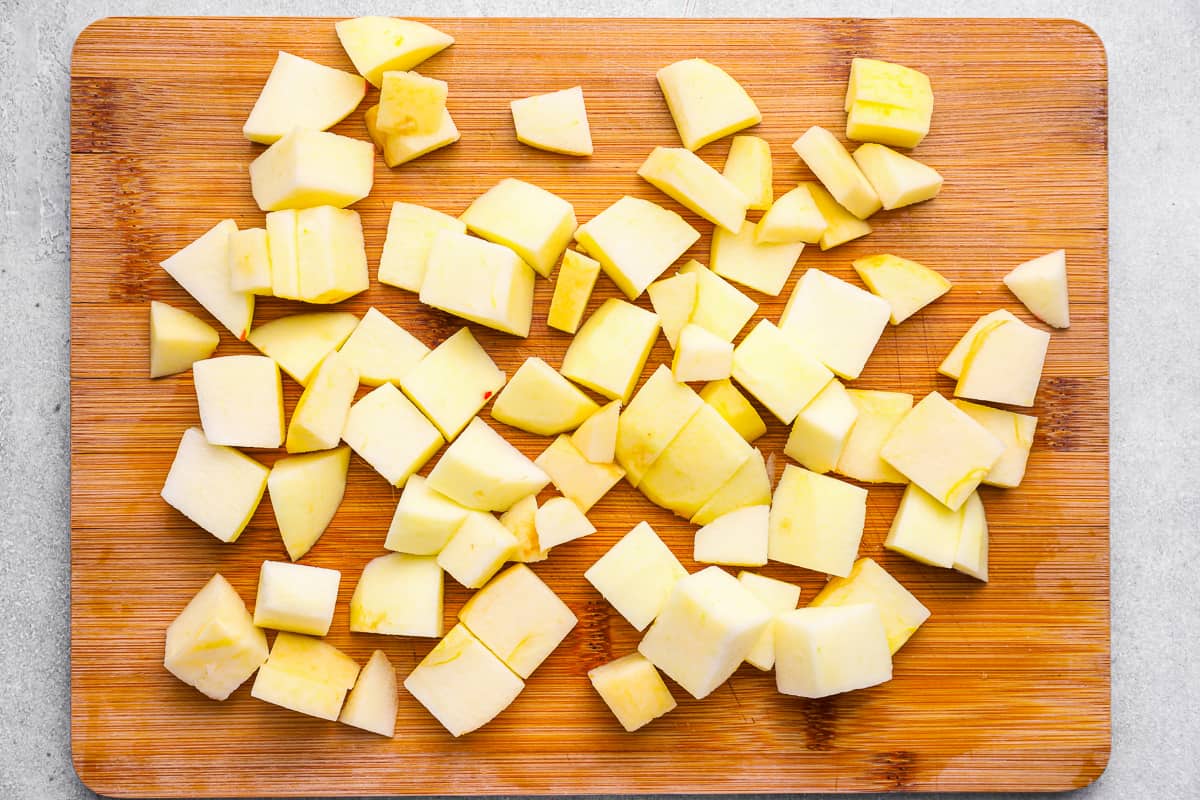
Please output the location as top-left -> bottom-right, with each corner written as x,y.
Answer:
656,58 -> 762,151
511,86 -> 593,156
1003,249 -> 1070,329
242,51 -> 366,144
335,16 -> 454,87
148,300 -> 219,379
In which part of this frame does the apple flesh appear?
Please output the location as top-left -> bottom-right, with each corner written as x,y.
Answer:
710,220 -> 803,296
535,435 -> 625,513
491,356 -> 599,436
755,184 -> 828,245
419,231 -> 535,337
672,323 -> 734,383
399,327 -> 506,442
534,496 -> 597,550
637,146 -> 748,233
678,260 -> 758,341
251,632 -> 359,722
511,85 -> 593,156
775,604 -> 892,698
937,309 -> 1019,379
341,383 -> 445,487
699,379 -> 766,443
835,389 -> 913,483
573,195 -> 699,300
736,571 -> 802,671
267,445 -> 350,561
349,553 -> 443,637
385,474 -> 470,556
242,51 -> 366,144
426,417 -> 550,512
364,104 -> 461,168
588,653 -> 677,732
192,355 -> 284,449
437,511 -> 519,589
253,560 -> 341,636
614,365 -> 703,488
792,126 -> 881,219
802,181 -> 872,251
584,521 -> 687,632
693,504 -> 768,567
335,16 -> 454,87
722,135 -> 773,211
571,400 -> 621,463
779,267 -> 891,380
852,253 -> 951,325
852,143 -> 943,210
377,201 -> 466,292
248,128 -> 373,212
656,58 -> 761,151
246,311 -> 358,386
499,494 -> 547,563
285,351 -> 358,454
338,650 -> 398,737
785,378 -> 859,474
768,464 -> 867,578
546,249 -> 601,334
732,319 -> 833,425
377,70 -> 446,135
952,399 -> 1038,488
844,57 -> 934,149
1003,249 -> 1070,329
646,271 -> 697,349
809,557 -> 930,653
560,298 -> 660,403
149,300 -> 219,379
227,227 -> 273,295
955,317 -> 1051,407
690,447 -> 771,525
159,219 -> 253,340
161,427 -> 269,543
459,178 -> 577,278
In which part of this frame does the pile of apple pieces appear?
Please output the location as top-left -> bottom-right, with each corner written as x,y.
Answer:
152,15 -> 1074,740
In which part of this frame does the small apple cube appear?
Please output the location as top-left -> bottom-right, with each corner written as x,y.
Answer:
852,143 -> 943,210
802,182 -> 872,251
460,564 -> 577,678
161,428 -> 268,543
404,624 -> 524,737
427,417 -> 550,512
954,491 -> 989,581
511,85 -> 593,156
711,220 -> 803,296
836,389 -> 913,483
192,355 -> 283,449
792,126 -> 881,219
546,249 -> 601,334
952,399 -> 1037,488
499,494 -> 547,563
267,445 -> 350,561
459,178 -> 577,278
336,307 -> 429,386
573,196 -> 700,300
149,300 -> 219,379
561,298 -> 660,403
694,504 -> 768,567
365,104 -> 461,168
534,495 -> 597,550
535,435 -> 625,512
247,311 -> 358,386
242,51 -> 366,144
755,184 -> 828,245
722,135 -> 773,211
700,379 -> 766,443
785,379 -> 859,474
400,327 -> 506,441
251,633 -> 359,721
691,447 -> 771,525
263,209 -> 301,299
227,227 -> 272,295
657,58 -> 761,151
639,566 -> 770,699
588,653 -> 677,732
672,323 -> 733,383
647,272 -> 697,349
937,309 -> 1019,379
419,232 -> 535,337
736,571 -> 802,671
492,357 -> 599,436
292,207 -> 361,307
164,573 -> 269,701
385,474 -> 470,555
852,253 -> 951,325
160,219 -> 253,340
844,57 -> 933,149
884,483 -> 962,568
377,201 -> 466,292
1003,249 -> 1070,329
350,553 -> 443,637
732,319 -> 834,425
809,557 -> 930,653
584,522 -> 687,632
377,70 -> 447,135
678,260 -> 758,341
571,400 -> 621,463
248,128 -> 373,212
775,604 -> 892,698
339,650 -> 398,737
437,512 -> 519,589
780,268 -> 891,380
253,560 -> 340,636
335,16 -> 454,87
769,464 -> 867,577
342,383 -> 445,486
285,351 -> 358,454
614,365 -> 703,487
638,146 -> 748,233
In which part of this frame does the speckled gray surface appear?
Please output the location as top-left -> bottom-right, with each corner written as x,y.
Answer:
1,0 -> 1197,798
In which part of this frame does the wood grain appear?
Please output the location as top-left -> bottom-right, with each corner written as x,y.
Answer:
69,17 -> 1109,797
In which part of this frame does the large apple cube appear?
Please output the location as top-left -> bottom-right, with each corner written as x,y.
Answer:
492,356 -> 599,436
377,201 -> 466,292
852,143 -> 943,210
638,566 -> 770,700
699,379 -> 766,443
755,184 -> 827,245
546,249 -> 601,334
399,327 -> 506,441
385,474 -> 470,555
638,146 -> 748,233
285,351 -> 358,454
803,182 -> 872,251
535,435 -> 625,513
736,571 -> 802,671
437,511 -> 519,589
377,70 -> 446,135
614,364 -> 703,487
419,232 -> 536,337
560,298 -> 660,403
954,317 -> 1051,408
459,178 -> 577,277
571,400 -> 621,464
710,220 -> 803,297
844,57 -> 933,149
342,383 -> 445,486
792,126 -> 881,219
192,355 -> 283,449
350,553 -> 443,637
657,58 -> 761,151
584,522 -> 686,632
251,632 -> 359,721
678,260 -> 758,341
952,399 -> 1037,488
693,505 -> 769,567
242,51 -> 365,144
638,404 -> 753,519
937,309 -> 1018,379
809,557 -> 930,653
768,464 -> 867,578
732,319 -> 834,425
588,653 -> 677,732
691,447 -> 771,525
573,196 -> 700,300
852,253 -> 951,325
647,271 -> 697,349
339,650 -> 398,737
785,378 -> 859,474
149,300 -> 219,379
511,85 -> 593,157
775,604 -> 892,698
248,128 -> 373,212
161,427 -> 269,544
884,483 -> 963,568
253,560 -> 340,636
426,417 -> 550,512
722,135 -> 773,211
954,492 -> 989,582
836,389 -> 913,483
160,219 -> 253,340
267,446 -> 350,561
336,307 -> 429,387
247,311 -> 358,386
1003,249 -> 1070,329
779,268 -> 891,380
335,16 -> 454,87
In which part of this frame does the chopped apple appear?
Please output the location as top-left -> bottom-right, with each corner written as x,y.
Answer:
149,300 -> 219,378
615,365 -> 703,487
384,474 -> 469,555
160,219 -> 253,340
792,126 -> 881,219
809,557 -> 930,653
694,505 -> 768,567
755,184 -> 828,245
419,231 -> 536,337
499,494 -> 547,563
775,604 -> 892,698
377,70 -> 447,135
732,319 -> 834,425
637,146 -> 748,233
844,57 -> 933,149
672,323 -> 733,383
691,448 -> 771,525
426,417 -> 550,512
535,435 -> 625,512
639,404 -> 753,519
459,178 -> 577,278
163,573 -> 269,701
339,650 -> 398,737
546,249 -> 601,334
253,560 -> 340,636
768,464 -> 867,577
853,143 -> 943,210
952,399 -> 1037,488
784,378 -> 858,475
399,327 -> 506,441
571,400 -> 621,463
364,104 -> 462,167
560,298 -> 660,403
251,633 -> 359,721
779,268 -> 891,380
247,311 -> 358,386
699,379 -> 766,443
161,427 -> 269,543
801,181 -> 872,251
295,206 -> 369,304
736,571 -> 802,671
336,307 -> 429,387
192,355 -> 284,449
1003,250 -> 1070,329
955,318 -> 1051,407
350,553 -> 443,637
342,383 -> 445,486
534,495 -> 597,550
836,389 -> 913,483
492,357 -> 599,436
285,351 -> 358,454
263,209 -> 301,300
242,51 -> 366,144
588,653 -> 677,732
436,511 -> 519,589
584,522 -> 686,632
248,128 -> 373,212
647,272 -> 697,349
573,196 -> 700,300
404,623 -> 524,737
937,309 -> 1019,379
852,253 -> 951,324
267,446 -> 350,561
377,202 -> 466,292
656,58 -> 761,151
511,85 -> 593,156
335,16 -> 454,87
678,260 -> 758,341
722,135 -> 772,210
954,491 -> 989,581
227,227 -> 273,295
711,219 -> 803,296
884,483 -> 963,568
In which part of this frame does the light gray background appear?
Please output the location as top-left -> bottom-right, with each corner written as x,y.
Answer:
2,0 -> 1196,798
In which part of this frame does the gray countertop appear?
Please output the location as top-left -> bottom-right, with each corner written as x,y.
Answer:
2,0 -> 1197,798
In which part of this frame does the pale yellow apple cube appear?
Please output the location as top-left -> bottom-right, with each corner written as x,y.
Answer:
793,126 -> 881,219
399,327 -> 506,441
769,465 -> 867,577
459,178 -> 577,278
384,474 -> 470,555
836,389 -> 912,483
426,417 -> 550,512
785,379 -> 859,474
377,70 -> 447,135
954,491 -> 989,581
336,307 -> 429,386
560,298 -> 660,403
267,446 -> 349,561
638,404 -> 753,519
614,365 -> 703,487
646,271 -> 697,349
952,399 -> 1037,488
350,553 -> 443,637
437,512 -> 519,589
722,135 -> 773,211
535,435 -> 625,513
242,51 -> 366,144
700,379 -> 766,443
691,448 -> 771,525
657,58 -> 761,151
711,219 -> 803,297
534,495 -> 597,550
780,268 -> 891,380
638,146 -> 748,233
678,260 -> 758,341
937,309 -> 1019,380
732,319 -> 834,425
247,310 -> 358,386
851,253 -> 951,325
588,653 -> 677,732
638,566 -> 770,699
253,560 -> 340,636
546,249 -> 601,334
419,232 -> 535,338
571,400 -> 621,463
160,219 -> 253,340
377,202 -> 466,292
285,351 -> 358,454
573,196 -> 700,300
775,604 -> 892,698
193,355 -> 283,449
844,58 -> 933,149
884,483 -> 962,568
251,663 -> 347,722
736,571 -> 802,671
584,522 -> 687,632
672,323 -> 733,383
164,573 -> 269,701
755,184 -> 828,245
335,16 -> 454,87
251,633 -> 359,721
511,86 -> 593,157
852,143 -> 943,210
492,356 -> 599,436
342,383 -> 445,486
1004,250 -> 1070,329
365,104 -> 461,168
149,301 -> 219,379
500,494 -> 547,563
694,505 -> 768,567
809,557 -> 930,653
796,182 -> 871,251
339,650 -> 398,737
249,128 -> 373,212
263,209 -> 301,300
161,428 -> 268,543
228,227 -> 272,295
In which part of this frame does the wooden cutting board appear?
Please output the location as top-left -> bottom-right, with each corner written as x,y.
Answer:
70,17 -> 1109,797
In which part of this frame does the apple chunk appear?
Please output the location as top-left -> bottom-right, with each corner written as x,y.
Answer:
419,232 -> 536,337
534,494 -> 597,551
732,319 -> 833,425
227,227 -> 272,295
775,604 -> 892,698
491,357 -> 599,436
699,379 -> 766,444
614,364 -> 703,487
426,417 -> 550,512
573,196 -> 699,300
584,521 -> 686,632
844,57 -> 934,149
809,557 -> 930,653
336,307 -> 429,387
267,445 -> 350,561
253,560 -> 340,636
951,399 -> 1037,488
285,351 -> 358,454
193,355 -> 284,449
547,249 -> 601,334
710,220 -> 803,297
385,474 -> 470,556
251,632 -> 359,722
672,323 -> 733,383
647,271 -> 697,349
803,181 -> 872,251
399,326 -> 506,442
737,571 -> 802,671
571,400 -> 621,463
242,51 -> 366,144
460,178 -> 577,278
341,383 -> 445,487
884,482 -> 963,568
1003,250 -> 1070,329
937,309 -> 1019,380
637,146 -> 748,233
561,298 -> 660,403
364,104 -> 462,168
335,16 -> 454,87
377,201 -> 466,292
691,447 -> 771,525
295,205 -> 369,307
437,511 -> 519,589
160,219 -> 253,340
852,253 -> 951,325
377,70 -> 446,135
247,311 -> 358,387
756,184 -> 828,245
657,58 -> 761,151
678,260 -> 758,341
248,128 -> 373,212
779,268 -> 891,380
589,653 -> 677,732
722,135 -> 773,211
161,427 -> 269,543
693,505 -> 768,567
638,404 -> 753,519
339,650 -> 398,737
768,464 -> 867,578
852,143 -> 943,210
792,126 -> 881,219
835,389 -> 913,484
535,435 -> 625,512
149,300 -> 219,378
511,86 -> 593,157
785,378 -> 859,474
350,553 -> 443,637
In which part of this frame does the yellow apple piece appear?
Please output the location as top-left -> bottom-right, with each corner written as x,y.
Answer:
693,504 -> 768,567
571,400 -> 620,463
656,58 -> 761,151
937,309 -> 1019,379
801,181 -> 872,251
615,364 -> 703,487
499,494 -> 547,563
342,383 -> 445,487
779,268 -> 891,380
560,298 -> 660,403
350,553 -> 443,637
952,399 -> 1038,488
251,632 -> 359,721
691,447 -> 771,525
699,379 -> 766,443
637,146 -> 748,233
884,483 -> 963,568
399,327 -> 506,441
809,557 -> 929,653
646,271 -> 697,349
253,560 -> 340,636
163,573 -> 269,701
784,378 -> 858,474
377,201 -> 466,292
338,650 -> 398,737
335,16 -> 454,87
573,196 -> 700,300
588,653 -> 677,732
385,474 -> 469,555
792,126 -> 881,219
285,352 -> 358,454
264,209 -> 301,300
426,417 -> 550,512
149,300 -> 219,378
336,307 -> 429,387
511,85 -> 593,156
710,219 -> 803,296
535,435 -> 625,512
534,495 -> 597,550
247,311 -> 358,386
160,219 -> 253,340
584,521 -> 686,632
377,69 -> 447,135
242,51 -> 366,144
161,427 -> 268,543
955,317 -> 1051,407
267,446 -> 350,561
638,566 -> 770,700
638,404 -> 753,519
192,355 -> 284,448
436,511 -> 519,589
672,323 -> 733,383
459,178 -> 577,278
547,249 -> 601,334
755,184 -> 828,245
227,227 -> 273,295
492,356 -> 599,436
1003,249 -> 1070,329
768,464 -> 867,577
419,231 -> 536,337
844,57 -> 933,149
954,491 -> 989,581
775,604 -> 892,698
295,205 -> 370,304
364,103 -> 462,167
852,143 -> 943,210
736,571 -> 802,671
404,623 -> 524,737
722,135 -> 773,210
852,253 -> 951,324
678,259 -> 758,341
732,319 -> 834,425
836,389 -> 913,483
249,128 -> 373,212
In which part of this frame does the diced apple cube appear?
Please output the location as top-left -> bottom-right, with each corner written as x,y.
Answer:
781,269 -> 890,380
711,220 -> 803,296
809,557 -> 930,653
884,483 -> 963,568
350,553 -> 443,637
228,227 -> 273,295
722,135 -> 772,211
638,404 -> 753,519
160,219 -> 253,340
573,196 -> 700,300
290,207 -> 362,305
499,494 -> 547,563
691,448 -> 771,525
342,383 -> 445,486
285,351 -> 358,454
164,573 -> 269,701
954,491 -> 989,581
335,16 -> 454,87
492,357 -> 599,436
700,379 -> 766,443
385,474 -> 469,555
161,428 -> 268,543
419,232 -> 535,337
657,58 -> 761,151
755,184 -> 827,245
732,319 -> 834,425
263,209 -> 301,300
426,417 -> 550,511
785,379 -> 859,474
638,146 -> 748,233
561,298 -> 660,403
400,327 -> 506,441
951,399 -> 1037,488
571,400 -> 620,463
672,323 -> 733,383
792,126 -> 881,219
336,307 -> 429,386
437,511 -> 519,589
242,52 -> 365,144
535,435 -> 625,512
775,604 -> 892,698
247,311 -> 358,386
251,633 -> 359,721
1003,250 -> 1070,329
844,57 -> 933,149
339,650 -> 398,737
459,178 -> 577,278
678,259 -> 758,341
768,463 -> 867,577
248,128 -> 373,212
192,355 -> 283,448
377,202 -> 466,292
836,389 -> 913,483
614,365 -> 703,487
546,249 -> 601,334
267,446 -> 350,561
852,253 -> 951,325
647,272 -> 697,349
365,104 -> 462,168
853,143 -> 943,210
694,505 -> 768,567
588,653 -> 677,732
937,309 -> 1019,379
377,70 -> 446,135
534,496 -> 597,550
510,86 -> 593,157
736,571 -> 802,671
801,182 -> 872,251
584,522 -> 686,632
253,561 -> 340,636
149,300 -> 219,379
251,664 -> 348,721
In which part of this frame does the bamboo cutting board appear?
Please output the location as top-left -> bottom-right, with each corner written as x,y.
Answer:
70,17 -> 1109,797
